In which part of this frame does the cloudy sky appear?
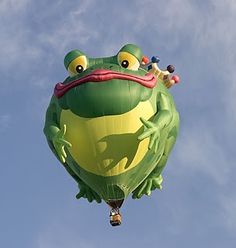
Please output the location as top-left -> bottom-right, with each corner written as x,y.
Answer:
0,0 -> 236,247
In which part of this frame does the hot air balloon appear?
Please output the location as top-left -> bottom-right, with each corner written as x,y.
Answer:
44,44 -> 180,226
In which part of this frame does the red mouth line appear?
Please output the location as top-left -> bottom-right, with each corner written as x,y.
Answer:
54,69 -> 157,98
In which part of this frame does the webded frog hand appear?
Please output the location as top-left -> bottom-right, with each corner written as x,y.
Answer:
52,124 -> 72,163
138,117 -> 161,153
132,174 -> 163,199
76,180 -> 102,203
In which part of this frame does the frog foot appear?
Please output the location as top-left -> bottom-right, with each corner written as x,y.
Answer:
132,175 -> 163,199
138,117 -> 160,153
52,124 -> 72,163
76,181 -> 102,203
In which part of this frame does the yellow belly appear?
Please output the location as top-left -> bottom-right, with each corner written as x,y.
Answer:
60,101 -> 154,176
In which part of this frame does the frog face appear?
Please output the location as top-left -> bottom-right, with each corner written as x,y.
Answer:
54,44 -> 157,118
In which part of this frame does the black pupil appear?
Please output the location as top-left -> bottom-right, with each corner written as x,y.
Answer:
121,60 -> 129,68
76,65 -> 84,73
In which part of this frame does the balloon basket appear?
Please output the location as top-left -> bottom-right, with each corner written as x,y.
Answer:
109,208 -> 122,226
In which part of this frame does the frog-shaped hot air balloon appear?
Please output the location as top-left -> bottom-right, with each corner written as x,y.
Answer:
44,44 -> 180,226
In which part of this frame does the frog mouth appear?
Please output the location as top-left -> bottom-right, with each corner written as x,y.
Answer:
54,69 -> 157,98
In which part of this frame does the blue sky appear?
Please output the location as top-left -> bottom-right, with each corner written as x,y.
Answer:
1,0 -> 236,247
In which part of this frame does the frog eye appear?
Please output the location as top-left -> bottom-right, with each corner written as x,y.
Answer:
117,51 -> 140,71
67,55 -> 88,76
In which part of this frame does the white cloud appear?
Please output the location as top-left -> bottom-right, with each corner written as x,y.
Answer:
0,0 -> 42,74
36,0 -> 98,53
174,122 -> 232,185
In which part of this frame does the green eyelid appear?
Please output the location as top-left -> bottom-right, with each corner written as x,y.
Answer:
64,50 -> 86,69
119,44 -> 143,62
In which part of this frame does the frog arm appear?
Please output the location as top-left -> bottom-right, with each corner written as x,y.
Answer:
44,96 -> 71,163
44,97 -> 101,203
138,92 -> 173,153
133,93 -> 173,199
153,91 -> 173,128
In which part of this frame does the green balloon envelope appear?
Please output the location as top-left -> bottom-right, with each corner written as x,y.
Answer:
44,44 -> 179,204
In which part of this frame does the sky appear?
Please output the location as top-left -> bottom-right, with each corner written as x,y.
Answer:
0,0 -> 236,247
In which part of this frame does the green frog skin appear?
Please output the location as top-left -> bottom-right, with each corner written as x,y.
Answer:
44,44 -> 179,203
